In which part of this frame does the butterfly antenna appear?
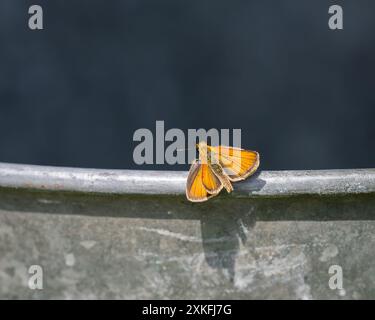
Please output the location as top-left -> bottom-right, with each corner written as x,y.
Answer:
176,147 -> 195,152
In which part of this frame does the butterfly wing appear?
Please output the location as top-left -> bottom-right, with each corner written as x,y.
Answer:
208,145 -> 260,182
186,160 -> 222,202
201,162 -> 223,194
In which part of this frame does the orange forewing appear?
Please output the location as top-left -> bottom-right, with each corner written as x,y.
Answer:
186,160 -> 222,202
207,145 -> 260,182
201,162 -> 223,194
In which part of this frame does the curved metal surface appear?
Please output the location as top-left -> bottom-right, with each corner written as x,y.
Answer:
1,162 -> 375,299
0,162 -> 374,196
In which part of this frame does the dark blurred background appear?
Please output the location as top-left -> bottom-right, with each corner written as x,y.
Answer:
0,0 -> 374,170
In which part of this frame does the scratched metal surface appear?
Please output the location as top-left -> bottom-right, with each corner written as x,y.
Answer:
0,162 -> 375,196
0,163 -> 374,299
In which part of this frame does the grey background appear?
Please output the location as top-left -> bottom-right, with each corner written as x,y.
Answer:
0,0 -> 374,170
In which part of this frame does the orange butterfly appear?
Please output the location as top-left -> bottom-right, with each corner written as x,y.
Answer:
186,141 -> 260,202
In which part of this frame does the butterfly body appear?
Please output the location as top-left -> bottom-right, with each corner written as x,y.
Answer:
209,162 -> 233,193
186,141 -> 259,202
